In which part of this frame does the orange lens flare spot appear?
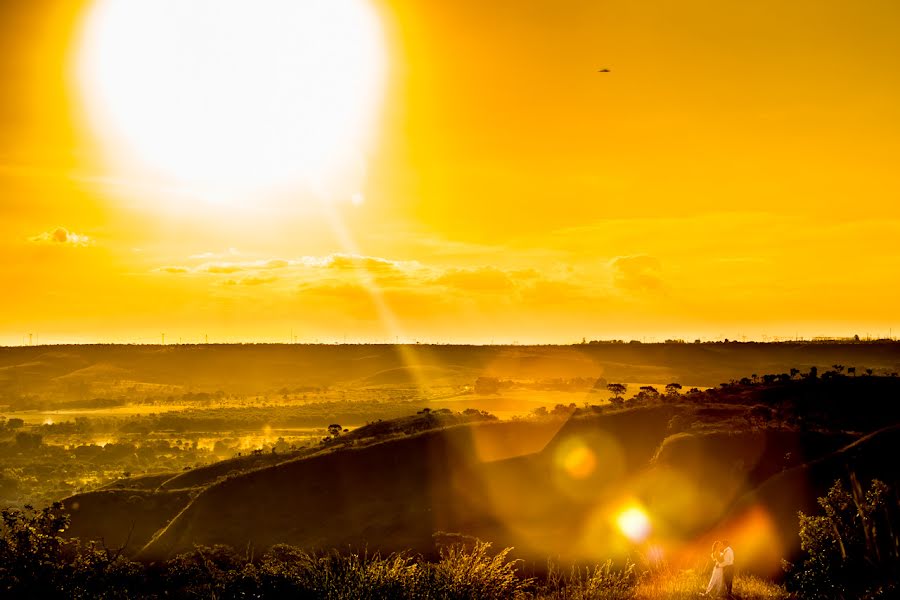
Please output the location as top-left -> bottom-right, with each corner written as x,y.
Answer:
562,444 -> 597,479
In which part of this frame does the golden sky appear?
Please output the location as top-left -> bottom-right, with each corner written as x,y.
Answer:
2,0 -> 900,344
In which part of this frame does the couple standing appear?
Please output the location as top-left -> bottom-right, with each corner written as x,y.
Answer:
703,539 -> 734,598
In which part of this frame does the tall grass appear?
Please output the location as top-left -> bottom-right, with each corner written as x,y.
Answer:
633,568 -> 788,600
535,559 -> 637,600
171,540 -> 534,600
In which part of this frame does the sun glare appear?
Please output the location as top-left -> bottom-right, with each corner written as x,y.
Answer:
75,0 -> 386,206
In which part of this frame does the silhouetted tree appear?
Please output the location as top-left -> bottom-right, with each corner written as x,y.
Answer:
607,383 -> 627,406
630,386 -> 659,404
606,383 -> 627,400
327,424 -> 342,437
790,368 -> 800,379
865,368 -> 874,376
832,364 -> 845,374
664,382 -> 682,397
847,366 -> 856,377
551,404 -> 575,416
808,366 -> 818,379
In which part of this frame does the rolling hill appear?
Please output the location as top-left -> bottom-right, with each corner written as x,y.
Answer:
58,374 -> 900,578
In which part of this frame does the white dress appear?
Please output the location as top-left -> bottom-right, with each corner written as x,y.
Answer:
705,563 -> 725,596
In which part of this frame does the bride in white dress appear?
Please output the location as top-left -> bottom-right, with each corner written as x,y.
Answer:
703,541 -> 725,597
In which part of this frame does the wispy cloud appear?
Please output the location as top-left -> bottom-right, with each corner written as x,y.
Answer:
189,248 -> 241,260
29,227 -> 93,247
197,258 -> 293,274
152,251 -> 612,320
239,275 -> 278,286
611,255 -> 663,292
435,267 -> 515,292
157,253 -> 419,278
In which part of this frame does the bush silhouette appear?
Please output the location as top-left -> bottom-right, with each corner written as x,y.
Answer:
786,476 -> 900,599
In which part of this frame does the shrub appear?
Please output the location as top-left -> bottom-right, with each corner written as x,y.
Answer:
785,476 -> 900,599
431,540 -> 530,599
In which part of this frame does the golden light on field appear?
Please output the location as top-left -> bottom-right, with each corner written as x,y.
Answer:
74,0 -> 386,206
617,504 -> 651,543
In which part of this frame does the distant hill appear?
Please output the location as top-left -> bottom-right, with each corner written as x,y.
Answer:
3,342 -> 900,404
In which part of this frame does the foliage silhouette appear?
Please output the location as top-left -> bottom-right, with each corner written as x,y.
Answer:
785,476 -> 900,599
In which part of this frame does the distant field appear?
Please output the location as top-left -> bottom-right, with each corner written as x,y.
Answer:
1,382 -> 672,424
3,342 -> 898,407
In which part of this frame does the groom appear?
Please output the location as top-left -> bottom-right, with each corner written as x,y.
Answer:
720,539 -> 735,598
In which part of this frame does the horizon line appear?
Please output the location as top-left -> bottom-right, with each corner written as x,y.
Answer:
2,337 -> 899,349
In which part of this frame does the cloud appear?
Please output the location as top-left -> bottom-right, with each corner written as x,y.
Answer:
29,227 -> 92,247
611,255 -> 663,292
435,267 -> 515,292
240,276 -> 278,286
323,253 -> 419,276
153,252 -> 591,311
197,258 -> 291,274
521,278 -> 592,306
162,254 -> 405,277
189,248 -> 241,260
261,259 -> 290,269
202,264 -> 245,274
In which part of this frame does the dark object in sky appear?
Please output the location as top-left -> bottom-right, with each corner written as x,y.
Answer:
598,68 -> 611,73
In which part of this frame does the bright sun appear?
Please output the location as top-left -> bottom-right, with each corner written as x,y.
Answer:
75,0 -> 386,205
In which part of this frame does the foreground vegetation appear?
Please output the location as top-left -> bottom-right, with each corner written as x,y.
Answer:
0,503 -> 785,599
4,479 -> 898,598
784,477 -> 900,599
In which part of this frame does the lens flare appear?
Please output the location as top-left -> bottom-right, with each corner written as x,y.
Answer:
562,443 -> 597,479
617,505 -> 651,542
